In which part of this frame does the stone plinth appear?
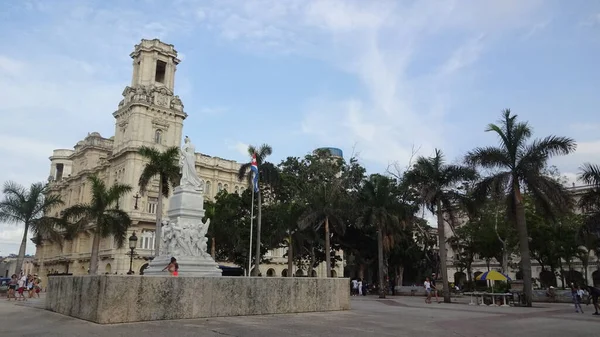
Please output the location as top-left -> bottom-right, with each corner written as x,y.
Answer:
46,276 -> 350,324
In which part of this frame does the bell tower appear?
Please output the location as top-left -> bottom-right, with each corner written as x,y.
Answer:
109,40 -> 188,215
130,39 -> 179,91
112,39 -> 187,155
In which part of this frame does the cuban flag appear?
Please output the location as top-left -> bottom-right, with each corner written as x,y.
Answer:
251,153 -> 259,192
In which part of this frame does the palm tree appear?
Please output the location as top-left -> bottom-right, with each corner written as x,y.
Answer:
297,153 -> 349,278
237,144 -> 278,276
466,109 -> 576,306
62,175 -> 132,275
0,181 -> 64,275
404,149 -> 476,303
138,146 -> 181,256
357,174 -> 406,298
578,163 -> 600,271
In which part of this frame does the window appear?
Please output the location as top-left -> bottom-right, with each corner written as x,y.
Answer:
234,186 -> 239,195
56,163 -> 64,180
217,183 -> 223,192
206,181 -> 211,195
147,197 -> 157,214
224,184 -> 229,192
154,129 -> 162,144
138,231 -> 155,250
155,60 -> 166,83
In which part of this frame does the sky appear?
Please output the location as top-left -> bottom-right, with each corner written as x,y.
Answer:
0,0 -> 599,255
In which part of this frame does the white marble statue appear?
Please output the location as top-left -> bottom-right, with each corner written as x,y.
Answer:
160,217 -> 211,259
180,136 -> 204,190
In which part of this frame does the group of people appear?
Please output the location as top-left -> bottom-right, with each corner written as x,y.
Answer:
423,274 -> 440,304
6,273 -> 41,301
351,278 -> 368,296
570,283 -> 600,315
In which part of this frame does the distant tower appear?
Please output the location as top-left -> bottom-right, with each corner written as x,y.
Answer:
312,147 -> 344,159
112,39 -> 187,154
110,39 -> 188,210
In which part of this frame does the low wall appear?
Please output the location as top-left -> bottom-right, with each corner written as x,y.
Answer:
394,286 -> 462,297
532,289 -> 575,303
46,276 -> 350,324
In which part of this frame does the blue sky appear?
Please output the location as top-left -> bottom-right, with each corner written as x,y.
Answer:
0,0 -> 599,254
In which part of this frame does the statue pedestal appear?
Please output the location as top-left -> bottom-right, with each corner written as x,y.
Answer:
144,186 -> 222,277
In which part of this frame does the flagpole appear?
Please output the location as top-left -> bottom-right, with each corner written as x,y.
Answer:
248,184 -> 255,276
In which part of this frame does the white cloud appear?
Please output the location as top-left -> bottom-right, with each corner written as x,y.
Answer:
579,13 -> 600,27
199,106 -> 228,115
552,140 -> 600,187
439,34 -> 486,75
224,140 -> 250,158
0,225 -> 35,256
522,19 -> 551,39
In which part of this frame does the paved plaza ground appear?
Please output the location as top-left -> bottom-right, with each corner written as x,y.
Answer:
1,294 -> 598,336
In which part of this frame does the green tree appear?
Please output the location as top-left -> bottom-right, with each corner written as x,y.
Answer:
405,149 -> 476,303
466,109 -> 576,305
62,175 -> 132,275
138,146 -> 181,256
447,222 -> 478,282
297,152 -> 351,278
205,190 -> 252,267
357,174 -> 407,298
0,181 -> 64,275
237,144 -> 279,276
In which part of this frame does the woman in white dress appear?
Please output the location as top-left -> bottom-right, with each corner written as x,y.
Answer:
180,136 -> 203,190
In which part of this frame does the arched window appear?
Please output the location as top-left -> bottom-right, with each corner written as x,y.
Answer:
224,184 -> 229,192
205,181 -> 211,195
154,129 -> 162,144
218,183 -> 223,192
234,186 -> 239,194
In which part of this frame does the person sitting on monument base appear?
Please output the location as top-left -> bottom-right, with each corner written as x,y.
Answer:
162,257 -> 179,276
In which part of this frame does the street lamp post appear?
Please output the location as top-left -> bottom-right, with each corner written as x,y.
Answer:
127,231 -> 138,275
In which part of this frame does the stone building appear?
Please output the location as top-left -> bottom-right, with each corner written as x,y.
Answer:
33,39 -> 341,282
1,256 -> 35,278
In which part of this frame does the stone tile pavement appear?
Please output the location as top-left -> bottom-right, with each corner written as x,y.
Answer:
0,294 -> 598,336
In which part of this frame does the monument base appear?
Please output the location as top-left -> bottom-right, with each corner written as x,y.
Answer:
144,255 -> 222,277
46,276 -> 350,324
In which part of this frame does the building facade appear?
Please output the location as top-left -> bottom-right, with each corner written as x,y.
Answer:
1,257 -> 34,278
34,39 -> 341,282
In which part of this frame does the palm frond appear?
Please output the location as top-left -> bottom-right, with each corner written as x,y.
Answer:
2,181 -> 28,201
256,144 -> 273,163
444,164 -> 477,185
100,209 -> 131,248
138,146 -> 180,196
30,216 -> 66,249
471,172 -> 512,205
465,146 -> 511,170
524,174 -> 573,221
528,135 -> 577,158
579,163 -> 600,186
62,204 -> 94,222
238,162 -> 251,182
519,136 -> 577,170
578,189 -> 600,213
106,183 -> 133,205
138,167 -> 157,194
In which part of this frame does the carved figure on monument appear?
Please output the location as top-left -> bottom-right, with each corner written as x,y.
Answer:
180,136 -> 203,191
159,217 -> 212,258
135,86 -> 148,102
170,96 -> 183,111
